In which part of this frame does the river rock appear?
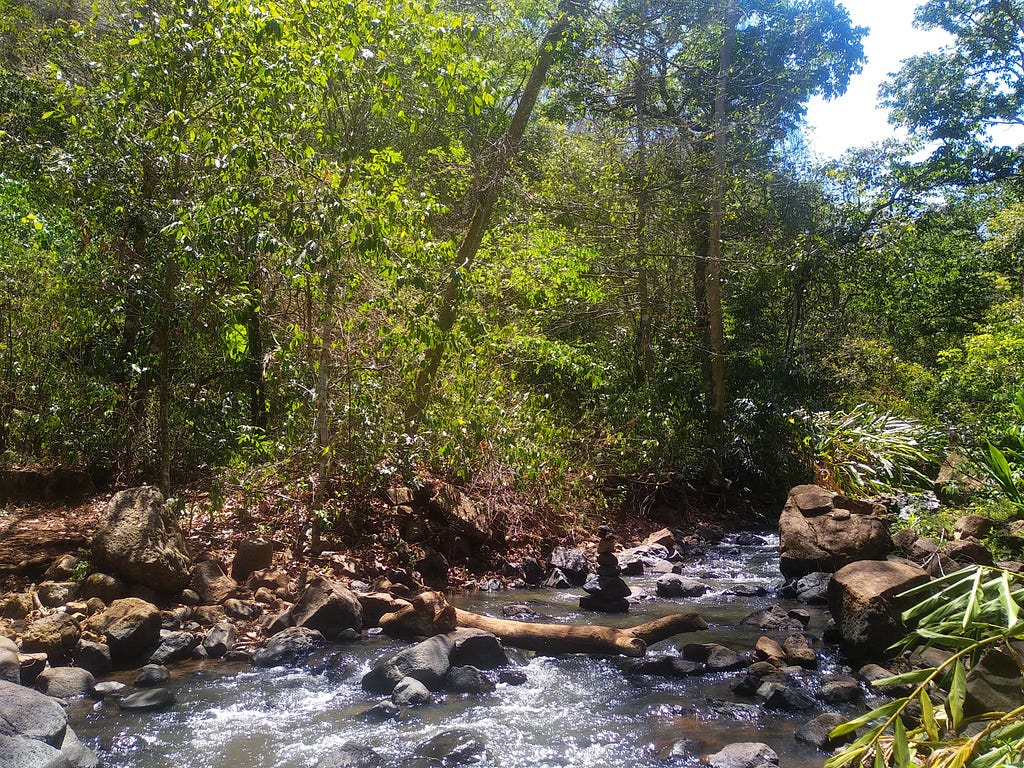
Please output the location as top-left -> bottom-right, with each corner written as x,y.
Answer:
0,637 -> 19,684
681,643 -> 746,671
0,592 -> 33,619
34,667 -> 95,698
231,539 -> 274,582
449,629 -> 508,669
828,560 -> 929,662
543,568 -> 572,589
705,742 -> 779,768
252,626 -> 326,667
939,539 -> 994,567
630,656 -> 702,678
413,729 -> 486,766
0,735 -> 71,768
965,646 -> 1024,718
583,574 -> 631,600
83,597 -> 162,665
655,574 -> 708,598
795,712 -> 851,749
781,634 -> 817,669
91,486 -> 193,592
315,742 -> 384,768
37,581 -> 78,608
148,630 -> 199,665
0,680 -> 68,746
78,573 -> 128,604
134,664 -> 170,687
817,674 -> 863,704
548,547 -> 589,585
754,636 -> 785,665
741,604 -> 808,631
91,681 -> 126,698
779,485 -> 891,578
21,613 -> 81,664
290,575 -> 362,638
758,681 -> 816,711
246,568 -> 290,593
203,623 -> 236,658
780,571 -> 831,604
445,665 -> 494,694
954,514 -> 992,540
361,634 -> 454,694
392,676 -> 431,706
191,560 -> 238,605
118,688 -> 176,712
59,727 -> 100,768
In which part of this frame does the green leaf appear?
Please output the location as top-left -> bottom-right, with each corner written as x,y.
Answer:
919,688 -> 938,742
947,661 -> 965,731
893,717 -> 911,767
830,699 -> 905,738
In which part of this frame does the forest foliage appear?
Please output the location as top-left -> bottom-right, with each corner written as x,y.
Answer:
2,0 -> 1024,519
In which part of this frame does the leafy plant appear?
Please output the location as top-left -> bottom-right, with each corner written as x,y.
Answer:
792,403 -> 940,495
980,389 -> 1024,517
826,566 -> 1024,768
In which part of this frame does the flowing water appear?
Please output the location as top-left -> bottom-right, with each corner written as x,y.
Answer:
67,534 -> 871,767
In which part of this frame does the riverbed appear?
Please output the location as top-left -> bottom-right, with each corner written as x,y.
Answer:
67,534 -> 867,767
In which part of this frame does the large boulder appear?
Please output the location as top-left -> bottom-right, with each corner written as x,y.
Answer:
548,547 -> 590,586
965,645 -> 1024,718
0,637 -> 18,684
428,483 -> 504,546
0,680 -> 68,746
361,634 -> 455,694
83,597 -> 162,666
91,486 -> 193,592
0,736 -> 71,768
779,485 -> 891,578
231,539 -> 274,582
34,668 -> 95,699
290,575 -> 362,639
828,560 -> 929,663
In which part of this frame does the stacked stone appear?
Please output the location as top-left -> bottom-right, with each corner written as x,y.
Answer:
579,525 -> 631,613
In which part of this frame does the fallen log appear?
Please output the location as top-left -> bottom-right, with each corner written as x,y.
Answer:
454,607 -> 708,657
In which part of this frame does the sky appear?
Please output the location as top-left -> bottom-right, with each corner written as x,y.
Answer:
803,0 -> 950,159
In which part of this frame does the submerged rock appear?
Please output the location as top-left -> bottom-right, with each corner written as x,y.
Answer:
252,627 -> 326,668
705,742 -> 779,768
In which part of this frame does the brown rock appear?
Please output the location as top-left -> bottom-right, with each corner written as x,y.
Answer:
231,539 -> 274,582
0,592 -> 33,619
954,514 -> 992,541
828,560 -> 929,663
83,597 -> 161,665
191,560 -> 238,605
290,575 -> 362,638
779,485 -> 892,578
91,487 -> 193,592
21,613 -> 81,663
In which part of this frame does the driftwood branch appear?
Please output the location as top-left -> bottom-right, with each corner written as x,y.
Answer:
454,607 -> 707,657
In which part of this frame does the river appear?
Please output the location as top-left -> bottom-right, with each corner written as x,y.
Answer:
66,534 -> 869,767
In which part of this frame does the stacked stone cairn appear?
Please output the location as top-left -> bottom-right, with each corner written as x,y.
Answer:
580,525 -> 631,613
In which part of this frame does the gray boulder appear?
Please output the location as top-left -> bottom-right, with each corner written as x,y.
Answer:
779,485 -> 891,578
705,742 -> 779,768
444,665 -> 495,694
252,627 -> 326,668
59,728 -> 100,768
203,623 -> 236,658
118,688 -> 175,712
148,630 -> 200,665
655,574 -> 708,598
413,729 -> 486,766
134,664 -> 170,687
392,676 -> 432,706
34,668 -> 95,699
0,735 -> 71,768
77,573 -> 128,604
548,547 -> 589,585
449,629 -> 508,669
965,646 -> 1024,718
0,637 -> 19,684
0,680 -> 68,746
91,486 -> 193,592
73,641 -> 112,677
361,634 -> 454,694
795,712 -> 851,749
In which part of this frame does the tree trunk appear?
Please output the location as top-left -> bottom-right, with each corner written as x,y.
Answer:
703,0 -> 739,431
404,0 -> 584,431
454,607 -> 707,657
634,0 -> 655,385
